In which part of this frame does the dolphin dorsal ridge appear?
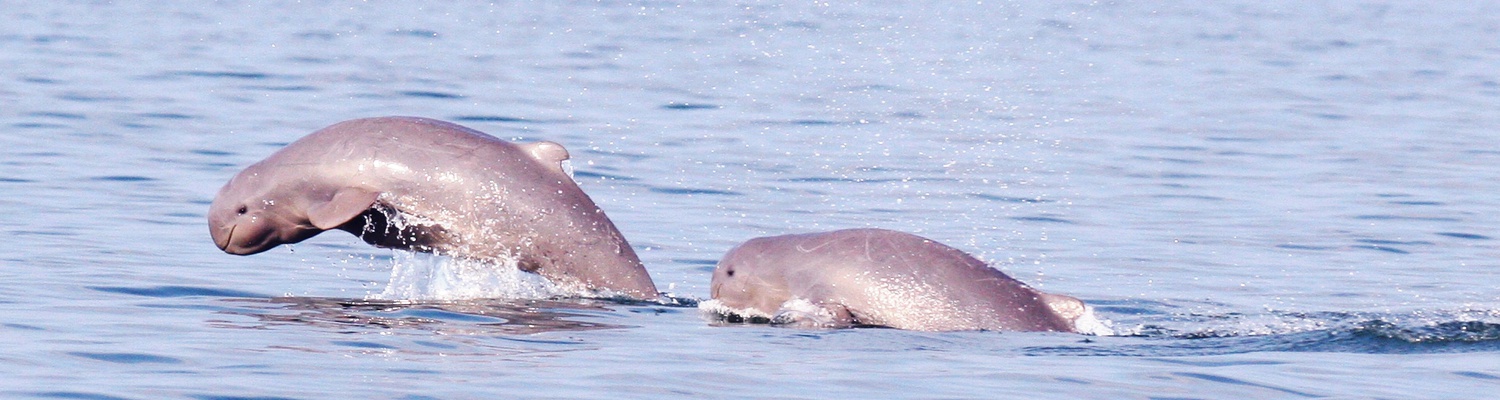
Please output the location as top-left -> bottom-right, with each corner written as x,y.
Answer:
1039,293 -> 1087,321
520,141 -> 572,176
523,141 -> 570,163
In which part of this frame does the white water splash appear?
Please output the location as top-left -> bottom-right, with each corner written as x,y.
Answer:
698,299 -> 773,322
770,298 -> 842,328
1072,306 -> 1117,336
372,251 -> 576,301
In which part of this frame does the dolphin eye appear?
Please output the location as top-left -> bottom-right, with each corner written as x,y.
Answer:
236,205 -> 248,215
725,269 -> 735,277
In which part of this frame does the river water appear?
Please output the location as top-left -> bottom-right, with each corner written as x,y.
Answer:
3,1 -> 1499,398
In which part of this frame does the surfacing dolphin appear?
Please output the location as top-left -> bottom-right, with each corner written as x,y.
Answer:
207,116 -> 658,300
707,228 -> 1110,333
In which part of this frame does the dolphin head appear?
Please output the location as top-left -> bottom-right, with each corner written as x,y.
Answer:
207,167 -> 322,255
710,237 -> 796,315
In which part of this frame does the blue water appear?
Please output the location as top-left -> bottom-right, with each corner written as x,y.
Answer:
4,1 -> 1500,398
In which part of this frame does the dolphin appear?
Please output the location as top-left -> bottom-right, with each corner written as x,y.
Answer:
207,116 -> 658,300
708,228 -> 1107,333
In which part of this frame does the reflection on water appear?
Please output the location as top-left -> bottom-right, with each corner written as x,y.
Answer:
216,296 -> 630,336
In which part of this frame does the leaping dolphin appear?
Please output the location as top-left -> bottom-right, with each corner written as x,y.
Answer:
207,116 -> 658,300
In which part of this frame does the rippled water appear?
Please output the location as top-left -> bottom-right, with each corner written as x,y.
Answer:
4,1 -> 1499,398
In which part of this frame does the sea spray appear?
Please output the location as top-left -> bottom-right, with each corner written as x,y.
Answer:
373,251 -> 576,301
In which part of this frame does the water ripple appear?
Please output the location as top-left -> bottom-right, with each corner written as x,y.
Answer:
647,186 -> 741,196
1171,372 -> 1320,398
572,170 -> 638,182
27,392 -> 134,400
661,103 -> 721,110
1011,215 -> 1075,224
330,340 -> 400,350
26,112 -> 87,120
1435,232 -> 1490,240
69,352 -> 184,365
1352,214 -> 1462,222
89,175 -> 156,182
191,395 -> 301,400
450,115 -> 535,123
398,90 -> 464,99
89,286 -> 268,298
167,70 -> 278,80
1356,243 -> 1409,254
969,193 -> 1052,203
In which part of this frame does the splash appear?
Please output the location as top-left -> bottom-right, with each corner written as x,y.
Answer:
698,299 -> 775,324
347,196 -> 585,301
699,297 -> 1117,335
1034,304 -> 1500,356
1072,306 -> 1116,336
372,251 -> 580,301
769,298 -> 843,328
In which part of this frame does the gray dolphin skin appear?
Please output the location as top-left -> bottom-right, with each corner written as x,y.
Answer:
208,116 -> 658,300
709,228 -> 1097,332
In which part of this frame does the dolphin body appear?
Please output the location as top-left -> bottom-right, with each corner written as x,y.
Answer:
208,116 -> 658,300
709,228 -> 1107,333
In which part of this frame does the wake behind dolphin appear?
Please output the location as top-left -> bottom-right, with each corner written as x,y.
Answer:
208,117 -> 659,300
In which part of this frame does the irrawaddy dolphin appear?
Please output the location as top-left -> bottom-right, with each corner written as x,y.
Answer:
708,228 -> 1109,333
208,116 -> 658,300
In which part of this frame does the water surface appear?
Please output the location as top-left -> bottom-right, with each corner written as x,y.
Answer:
3,2 -> 1499,398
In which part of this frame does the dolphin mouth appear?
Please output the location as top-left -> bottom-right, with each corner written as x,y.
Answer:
215,225 -> 235,252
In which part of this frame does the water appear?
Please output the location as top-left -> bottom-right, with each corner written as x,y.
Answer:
4,1 -> 1499,398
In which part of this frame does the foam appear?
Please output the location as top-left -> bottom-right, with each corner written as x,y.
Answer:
1072,305 -> 1117,336
698,299 -> 774,322
770,298 -> 842,328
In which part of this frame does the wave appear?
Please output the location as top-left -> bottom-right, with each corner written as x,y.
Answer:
1029,306 -> 1500,356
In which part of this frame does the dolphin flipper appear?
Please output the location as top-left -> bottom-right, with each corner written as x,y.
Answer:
307,188 -> 380,230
